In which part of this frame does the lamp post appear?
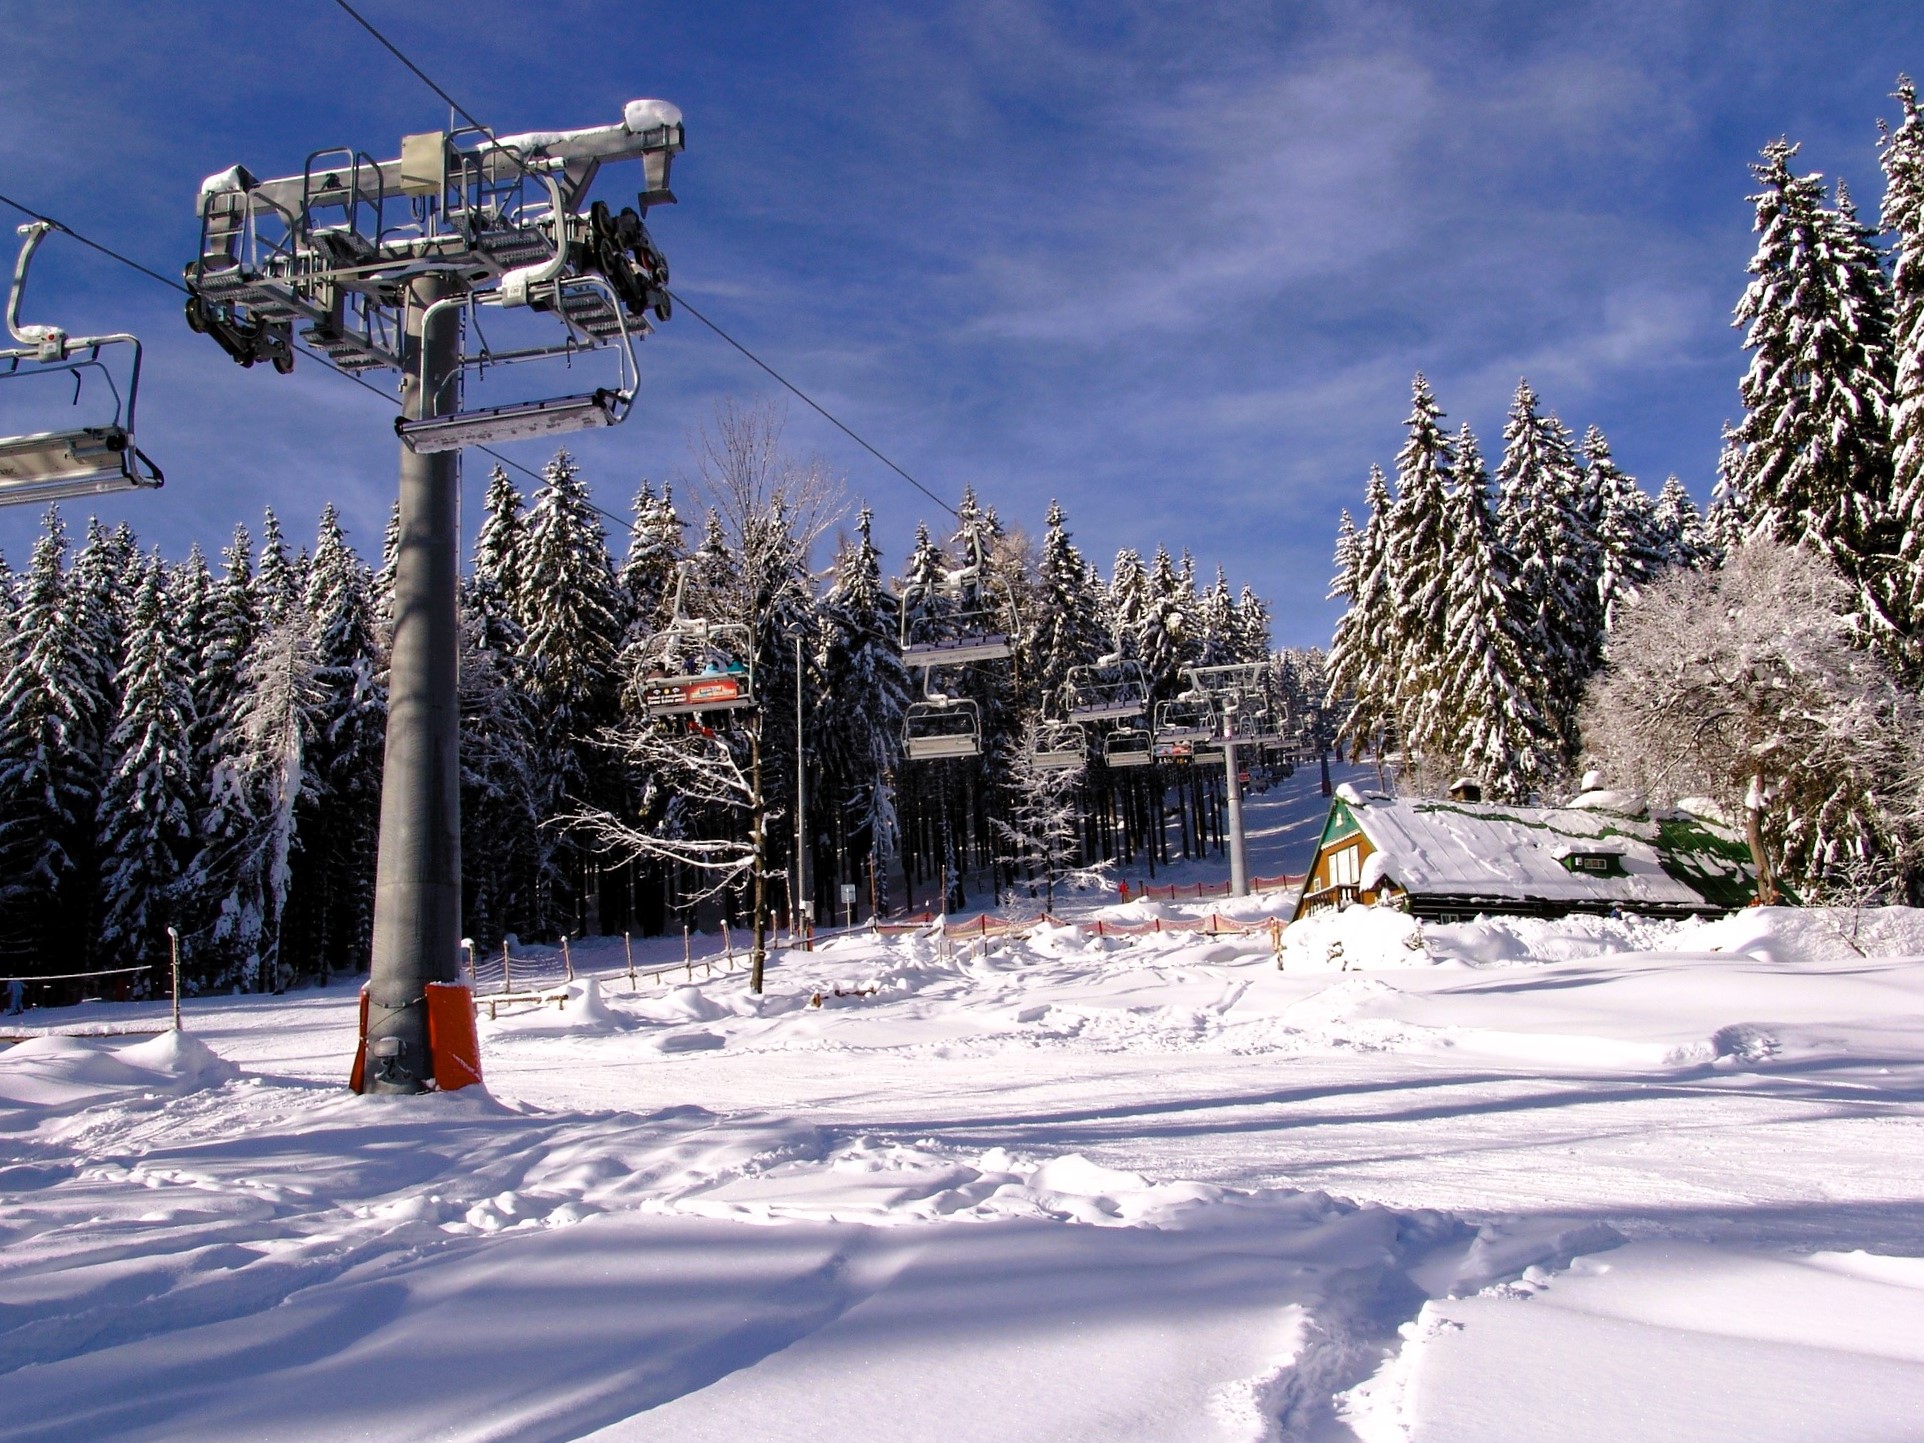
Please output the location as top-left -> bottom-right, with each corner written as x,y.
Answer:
788,621 -> 810,948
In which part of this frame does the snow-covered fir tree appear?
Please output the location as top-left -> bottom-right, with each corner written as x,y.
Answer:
1027,500 -> 1108,711
473,466 -> 529,619
820,508 -> 912,904
1882,76 -> 1924,666
254,508 -> 299,630
1717,140 -> 1895,630
1438,430 -> 1557,800
96,556 -> 196,973
518,449 -> 624,934
1585,427 -> 1668,632
1383,380 -> 1457,774
298,505 -> 386,976
1494,379 -> 1599,760
230,609 -> 322,990
617,479 -> 687,643
1326,466 -> 1396,762
1105,548 -> 1149,659
0,514 -> 97,966
1652,476 -> 1717,570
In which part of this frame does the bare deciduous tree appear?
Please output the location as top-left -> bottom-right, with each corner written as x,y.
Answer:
1580,539 -> 1922,901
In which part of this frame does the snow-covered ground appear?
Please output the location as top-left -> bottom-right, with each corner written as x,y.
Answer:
4,772 -> 1923,1441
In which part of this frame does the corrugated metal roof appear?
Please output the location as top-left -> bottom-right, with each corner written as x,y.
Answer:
1335,789 -> 1752,910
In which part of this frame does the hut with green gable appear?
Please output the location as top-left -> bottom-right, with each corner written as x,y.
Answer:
1292,779 -> 1759,924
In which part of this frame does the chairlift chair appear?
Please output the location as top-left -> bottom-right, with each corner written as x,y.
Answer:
1028,721 -> 1087,772
1066,656 -> 1149,722
899,564 -> 1014,667
0,223 -> 164,507
634,563 -> 756,718
397,172 -> 640,454
1151,694 -> 1215,763
903,696 -> 983,761
1103,726 -> 1154,769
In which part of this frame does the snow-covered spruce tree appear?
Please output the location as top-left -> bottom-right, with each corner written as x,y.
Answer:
96,556 -> 197,975
1495,379 -> 1599,762
254,508 -> 300,630
473,465 -> 529,619
1382,380 -> 1457,781
617,478 -> 687,647
1717,141 -> 1895,633
457,590 -> 541,950
1104,548 -> 1149,659
183,526 -> 265,981
1326,466 -> 1396,763
0,513 -> 98,971
993,717 -> 1084,911
1438,430 -> 1556,801
1585,427 -> 1668,632
1652,476 -> 1717,570
229,610 -> 322,992
1137,545 -> 1191,699
1195,567 -> 1240,668
819,507 -> 911,908
296,505 -> 386,979
1580,539 -> 1922,903
373,499 -> 401,642
1233,585 -> 1272,665
518,449 -> 624,936
1883,77 -> 1924,668
1027,500 -> 1108,712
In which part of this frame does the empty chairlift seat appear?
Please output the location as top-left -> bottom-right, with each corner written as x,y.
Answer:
904,699 -> 982,761
1,222 -> 163,507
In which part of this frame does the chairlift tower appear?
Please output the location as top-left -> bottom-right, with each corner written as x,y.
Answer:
182,102 -> 686,1092
1185,664 -> 1273,899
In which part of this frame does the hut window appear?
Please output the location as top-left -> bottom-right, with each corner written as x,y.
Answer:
1328,844 -> 1362,887
1562,851 -> 1625,877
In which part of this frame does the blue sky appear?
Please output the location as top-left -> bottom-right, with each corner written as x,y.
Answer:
2,1 -> 1920,646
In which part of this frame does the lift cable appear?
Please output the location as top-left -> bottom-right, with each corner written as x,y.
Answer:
663,287 -> 957,519
0,190 -> 189,295
319,4 -> 962,521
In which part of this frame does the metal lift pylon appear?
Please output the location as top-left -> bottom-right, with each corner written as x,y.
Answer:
183,101 -> 686,1092
362,272 -> 463,1093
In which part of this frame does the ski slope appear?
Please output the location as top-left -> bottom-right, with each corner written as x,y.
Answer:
3,773 -> 1923,1442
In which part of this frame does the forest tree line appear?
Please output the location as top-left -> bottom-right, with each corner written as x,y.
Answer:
1328,79 -> 1924,902
0,403 -> 1302,990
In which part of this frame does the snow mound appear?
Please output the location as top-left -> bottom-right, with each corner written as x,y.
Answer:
1674,905 -> 1924,962
1423,911 -> 1684,965
0,1029 -> 238,1114
482,978 -> 627,1036
1283,906 -> 1436,971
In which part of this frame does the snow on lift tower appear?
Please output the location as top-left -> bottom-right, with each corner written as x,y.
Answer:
0,222 -> 164,507
634,563 -> 757,717
899,562 -> 1015,667
1066,654 -> 1149,722
177,99 -> 686,1097
182,99 -> 684,451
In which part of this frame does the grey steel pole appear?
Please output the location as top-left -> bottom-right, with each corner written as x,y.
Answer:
365,271 -> 462,1093
793,629 -> 808,946
166,926 -> 181,1032
1224,724 -> 1249,899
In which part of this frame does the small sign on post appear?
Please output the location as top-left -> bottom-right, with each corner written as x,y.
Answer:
840,882 -> 857,927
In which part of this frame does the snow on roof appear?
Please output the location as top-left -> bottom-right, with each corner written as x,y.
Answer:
1340,795 -> 1746,909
